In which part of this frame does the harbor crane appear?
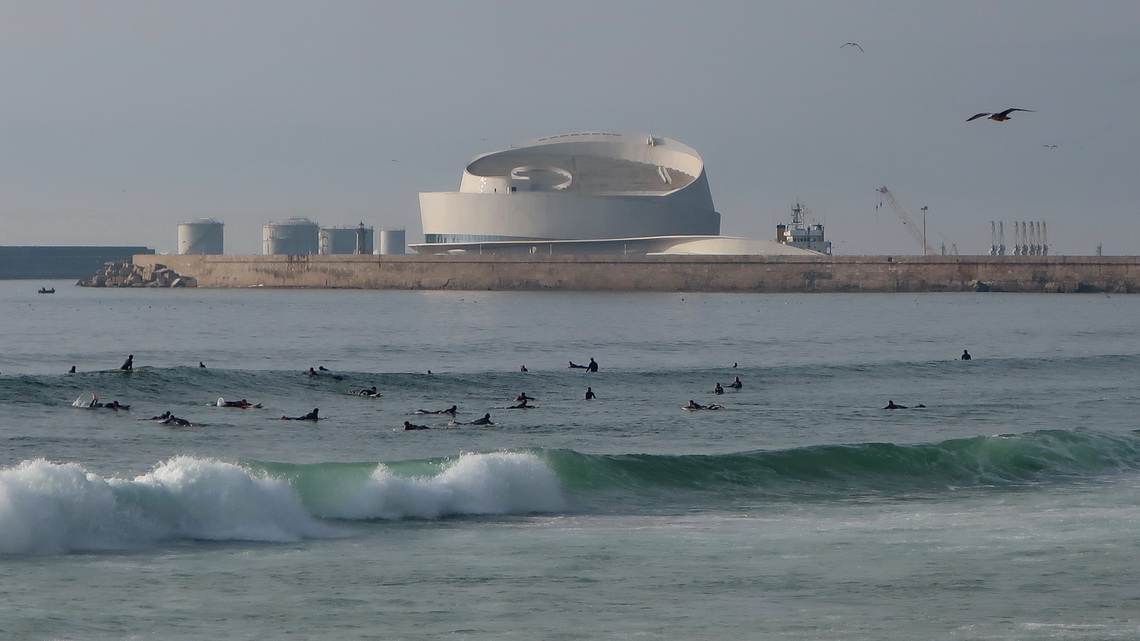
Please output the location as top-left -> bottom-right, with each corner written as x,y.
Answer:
876,186 -> 935,256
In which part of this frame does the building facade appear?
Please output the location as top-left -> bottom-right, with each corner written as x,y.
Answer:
414,132 -> 816,256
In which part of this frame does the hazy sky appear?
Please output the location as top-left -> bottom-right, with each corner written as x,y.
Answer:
1,1 -> 1137,255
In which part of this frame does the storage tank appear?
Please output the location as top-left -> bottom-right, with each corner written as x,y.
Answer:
177,219 -> 224,255
378,229 -> 406,255
320,223 -> 374,254
263,217 -> 319,255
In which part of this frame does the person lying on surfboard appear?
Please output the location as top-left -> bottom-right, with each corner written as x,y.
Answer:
217,398 -> 261,408
280,408 -> 320,421
416,405 -> 457,415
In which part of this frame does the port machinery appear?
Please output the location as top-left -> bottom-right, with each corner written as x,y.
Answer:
876,186 -> 935,256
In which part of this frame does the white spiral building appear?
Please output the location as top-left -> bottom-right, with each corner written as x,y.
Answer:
414,132 -> 817,256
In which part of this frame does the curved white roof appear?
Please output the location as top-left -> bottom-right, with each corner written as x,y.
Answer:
461,133 -> 705,197
417,132 -> 753,251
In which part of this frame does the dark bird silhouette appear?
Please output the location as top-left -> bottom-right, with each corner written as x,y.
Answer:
966,108 -> 1035,122
840,42 -> 864,52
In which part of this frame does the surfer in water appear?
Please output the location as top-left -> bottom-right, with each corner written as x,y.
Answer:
507,398 -> 533,409
714,382 -> 724,395
884,400 -> 906,409
685,400 -> 724,410
451,413 -> 494,426
586,358 -> 599,372
120,355 -> 133,371
281,408 -> 320,421
729,377 -> 742,389
416,405 -> 457,416
84,394 -> 128,410
68,365 -> 76,374
218,398 -> 260,408
961,350 -> 972,361
515,392 -> 535,402
585,387 -> 596,400
351,386 -> 379,397
162,413 -> 198,427
519,365 -> 528,372
403,420 -> 429,430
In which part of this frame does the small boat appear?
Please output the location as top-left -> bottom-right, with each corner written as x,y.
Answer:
38,287 -> 55,294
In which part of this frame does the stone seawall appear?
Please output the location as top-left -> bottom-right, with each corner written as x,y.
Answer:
131,254 -> 1140,293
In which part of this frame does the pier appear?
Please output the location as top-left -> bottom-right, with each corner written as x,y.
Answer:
128,253 -> 1140,293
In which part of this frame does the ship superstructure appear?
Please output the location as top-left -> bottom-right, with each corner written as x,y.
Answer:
776,203 -> 831,254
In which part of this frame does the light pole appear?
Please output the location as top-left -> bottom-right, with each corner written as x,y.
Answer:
920,206 -> 928,256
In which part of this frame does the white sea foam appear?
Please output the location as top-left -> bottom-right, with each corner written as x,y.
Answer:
314,451 -> 566,520
0,457 -> 339,555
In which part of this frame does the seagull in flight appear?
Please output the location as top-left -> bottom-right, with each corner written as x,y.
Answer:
840,42 -> 864,52
966,108 -> 1035,122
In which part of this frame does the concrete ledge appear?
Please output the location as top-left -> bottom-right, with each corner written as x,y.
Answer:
132,254 -> 1140,293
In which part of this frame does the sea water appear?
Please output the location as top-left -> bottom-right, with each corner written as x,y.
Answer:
1,280 -> 1138,639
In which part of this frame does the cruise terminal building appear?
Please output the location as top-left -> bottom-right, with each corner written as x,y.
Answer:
414,132 -> 817,256
127,131 -> 1140,293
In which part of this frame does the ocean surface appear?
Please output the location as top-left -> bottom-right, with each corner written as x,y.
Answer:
2,280 -> 1139,640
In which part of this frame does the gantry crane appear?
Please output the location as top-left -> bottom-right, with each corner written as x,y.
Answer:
876,186 -> 935,256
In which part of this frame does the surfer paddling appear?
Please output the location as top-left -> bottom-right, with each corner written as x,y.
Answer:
280,408 -> 320,421
216,398 -> 262,408
416,405 -> 457,416
450,413 -> 494,426
79,394 -> 129,410
161,413 -> 201,427
684,400 -> 724,411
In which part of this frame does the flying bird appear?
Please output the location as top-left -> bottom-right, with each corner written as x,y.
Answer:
966,108 -> 1035,122
840,42 -> 864,52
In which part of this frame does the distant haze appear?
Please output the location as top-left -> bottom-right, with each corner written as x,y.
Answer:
1,1 -> 1137,256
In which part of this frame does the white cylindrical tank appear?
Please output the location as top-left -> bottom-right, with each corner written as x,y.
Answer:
177,219 -> 224,255
263,217 -> 319,255
320,224 -> 374,254
378,229 -> 406,255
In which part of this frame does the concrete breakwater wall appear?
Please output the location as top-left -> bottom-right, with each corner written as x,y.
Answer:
131,254 -> 1140,293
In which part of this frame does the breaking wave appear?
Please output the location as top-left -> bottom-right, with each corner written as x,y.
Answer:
4,428 -> 1138,555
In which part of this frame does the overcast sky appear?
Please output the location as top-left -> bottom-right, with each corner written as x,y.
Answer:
1,1 -> 1137,255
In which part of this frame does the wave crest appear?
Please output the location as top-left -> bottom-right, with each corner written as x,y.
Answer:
0,456 -> 336,555
310,451 -> 565,520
